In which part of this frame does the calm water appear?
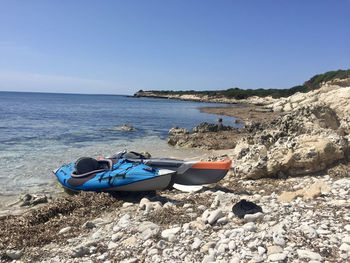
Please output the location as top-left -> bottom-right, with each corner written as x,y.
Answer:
0,91 -> 238,203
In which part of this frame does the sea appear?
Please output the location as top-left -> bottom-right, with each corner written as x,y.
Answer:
0,91 -> 238,208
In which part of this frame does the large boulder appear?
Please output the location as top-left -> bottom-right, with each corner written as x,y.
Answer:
231,133 -> 348,179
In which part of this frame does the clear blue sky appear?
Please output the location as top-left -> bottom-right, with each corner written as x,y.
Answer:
0,0 -> 349,95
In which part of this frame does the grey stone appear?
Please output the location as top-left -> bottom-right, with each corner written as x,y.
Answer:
191,237 -> 202,250
71,246 -> 90,258
6,250 -> 23,260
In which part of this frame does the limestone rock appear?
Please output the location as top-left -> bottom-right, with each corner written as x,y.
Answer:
168,126 -> 189,135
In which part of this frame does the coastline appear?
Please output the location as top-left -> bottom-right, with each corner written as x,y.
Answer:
2,82 -> 350,262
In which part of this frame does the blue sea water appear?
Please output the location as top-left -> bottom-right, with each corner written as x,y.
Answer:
0,91 -> 238,204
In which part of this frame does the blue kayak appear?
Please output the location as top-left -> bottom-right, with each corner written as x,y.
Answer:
54,158 -> 175,192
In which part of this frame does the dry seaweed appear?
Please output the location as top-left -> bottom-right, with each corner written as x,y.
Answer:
0,191 -> 122,251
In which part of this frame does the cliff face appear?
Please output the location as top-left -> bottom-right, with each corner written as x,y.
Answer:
228,79 -> 350,179
166,77 -> 350,180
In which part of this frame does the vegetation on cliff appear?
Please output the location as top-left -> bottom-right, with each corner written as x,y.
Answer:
137,69 -> 350,100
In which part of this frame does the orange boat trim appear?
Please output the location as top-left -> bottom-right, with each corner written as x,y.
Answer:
190,159 -> 232,170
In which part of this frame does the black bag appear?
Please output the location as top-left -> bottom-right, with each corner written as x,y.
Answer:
232,199 -> 263,219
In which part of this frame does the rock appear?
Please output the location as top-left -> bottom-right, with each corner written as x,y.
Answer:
138,221 -> 159,232
343,235 -> 350,244
121,124 -> 136,131
121,236 -> 138,246
71,246 -> 90,258
278,181 -> 331,202
168,126 -> 189,135
200,242 -> 216,253
118,214 -> 131,227
108,241 -> 118,250
139,198 -> 150,209
122,202 -> 134,208
91,230 -> 103,239
273,235 -> 286,247
191,237 -> 202,250
228,241 -> 236,251
19,193 -> 48,206
83,221 -> 96,229
297,249 -> 323,261
58,226 -> 72,234
257,246 -> 266,255
244,212 -> 264,222
161,226 -> 181,240
6,250 -> 23,260
193,122 -> 233,133
267,246 -> 283,256
340,243 -> 350,252
207,209 -> 224,225
243,222 -> 257,232
345,225 -> 350,232
111,232 -> 123,241
202,253 -> 216,263
268,253 -> 287,261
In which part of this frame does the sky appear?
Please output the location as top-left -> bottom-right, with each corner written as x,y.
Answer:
0,0 -> 349,95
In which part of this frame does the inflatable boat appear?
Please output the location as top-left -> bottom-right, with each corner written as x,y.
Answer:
54,157 -> 175,192
108,151 -> 232,185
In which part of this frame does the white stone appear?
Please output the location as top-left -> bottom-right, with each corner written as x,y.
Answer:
229,256 -> 240,263
340,243 -> 350,252
257,246 -> 266,255
108,241 -> 118,250
267,246 -> 283,256
217,217 -> 228,225
268,253 -> 287,261
202,253 -> 216,263
191,237 -> 202,250
244,212 -> 264,223
139,197 -> 150,209
228,241 -> 236,251
243,222 -> 257,232
297,249 -> 323,261
58,226 -> 72,234
343,235 -> 350,244
161,227 -> 181,240
91,230 -> 103,239
217,243 -> 228,254
111,232 -> 122,242
345,225 -> 350,232
207,209 -> 224,225
273,235 -> 286,247
118,214 -> 131,227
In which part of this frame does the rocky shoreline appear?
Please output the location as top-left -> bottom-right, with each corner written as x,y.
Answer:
133,91 -> 277,106
1,80 -> 350,262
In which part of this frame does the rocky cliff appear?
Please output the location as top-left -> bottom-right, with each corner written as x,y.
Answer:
167,78 -> 350,180
222,80 -> 350,179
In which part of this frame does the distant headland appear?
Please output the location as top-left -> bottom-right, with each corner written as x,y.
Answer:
134,69 -> 350,105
